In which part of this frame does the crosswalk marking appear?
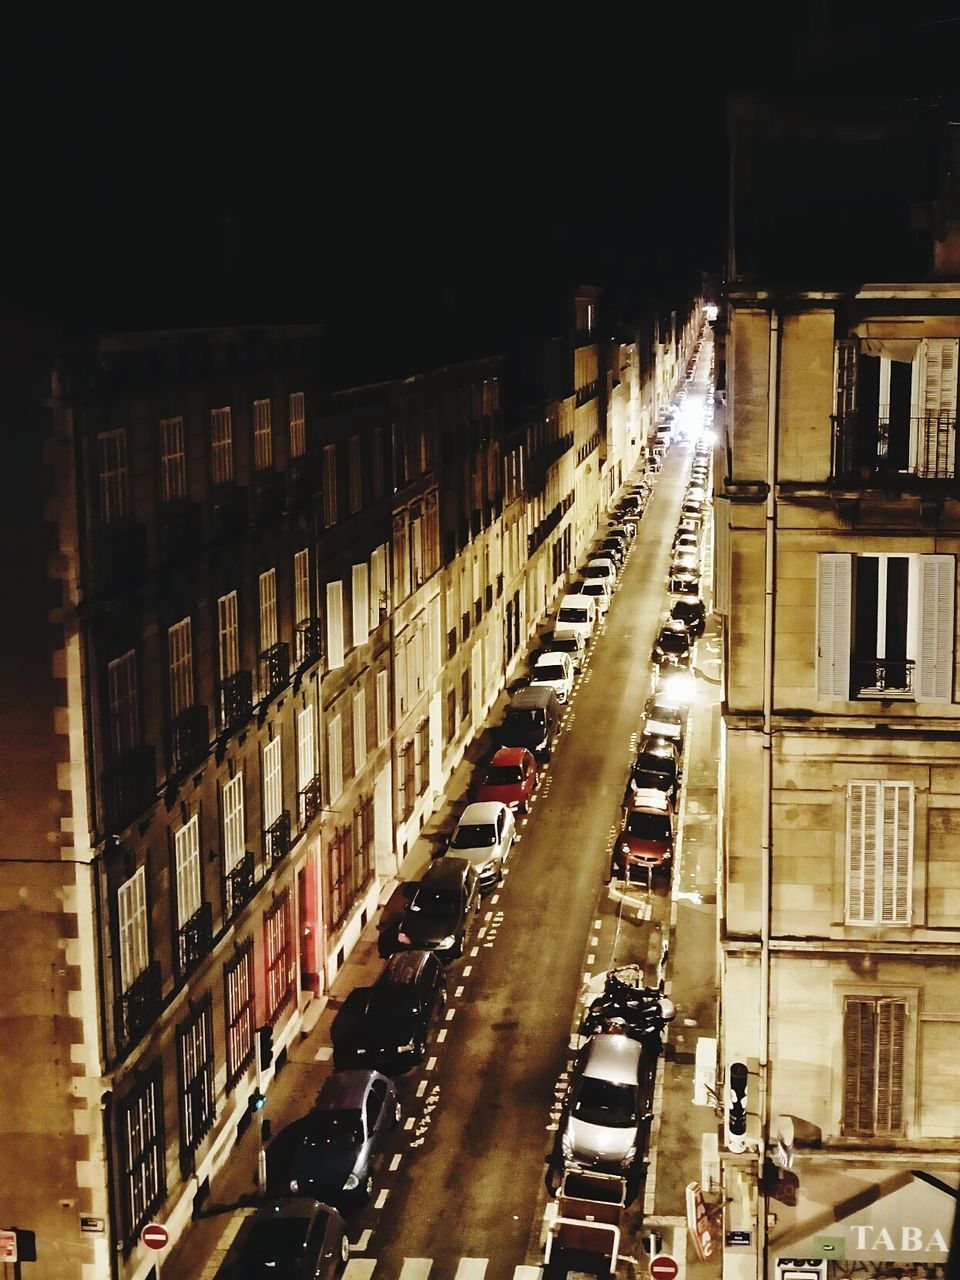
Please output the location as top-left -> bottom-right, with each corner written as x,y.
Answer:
399,1260 -> 433,1280
453,1261 -> 487,1280
514,1268 -> 542,1279
343,1260 -> 377,1280
345,1257 -> 545,1279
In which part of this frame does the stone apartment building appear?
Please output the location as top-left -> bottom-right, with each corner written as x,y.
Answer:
0,280 -> 697,1280
714,96 -> 960,1280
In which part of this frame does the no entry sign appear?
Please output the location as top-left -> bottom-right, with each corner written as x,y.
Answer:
650,1254 -> 680,1280
141,1222 -> 169,1251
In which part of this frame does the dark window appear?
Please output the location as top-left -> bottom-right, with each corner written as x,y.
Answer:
224,941 -> 255,1090
119,1063 -> 165,1247
177,994 -> 215,1171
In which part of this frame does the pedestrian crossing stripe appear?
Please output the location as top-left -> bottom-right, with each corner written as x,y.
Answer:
342,1262 -> 542,1279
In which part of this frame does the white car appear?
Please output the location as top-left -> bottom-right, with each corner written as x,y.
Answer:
548,627 -> 587,672
673,531 -> 699,556
578,578 -> 611,620
446,801 -> 516,893
642,698 -> 686,745
531,650 -> 575,703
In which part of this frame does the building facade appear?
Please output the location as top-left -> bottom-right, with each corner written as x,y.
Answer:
715,97 -> 960,1280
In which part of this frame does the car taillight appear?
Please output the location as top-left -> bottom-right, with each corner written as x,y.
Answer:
398,931 -> 411,944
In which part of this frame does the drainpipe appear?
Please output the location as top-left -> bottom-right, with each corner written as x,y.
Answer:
758,309 -> 780,1280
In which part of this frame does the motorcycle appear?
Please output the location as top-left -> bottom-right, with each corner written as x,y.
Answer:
579,966 -> 676,1051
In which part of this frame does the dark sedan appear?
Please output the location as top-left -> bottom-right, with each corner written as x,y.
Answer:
331,949 -> 447,1072
288,1069 -> 399,1208
223,1197 -> 349,1279
670,596 -> 706,637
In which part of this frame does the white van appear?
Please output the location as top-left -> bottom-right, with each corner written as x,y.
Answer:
556,593 -> 596,644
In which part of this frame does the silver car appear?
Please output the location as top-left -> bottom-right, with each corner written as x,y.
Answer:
446,801 -> 515,892
561,1033 -> 649,1173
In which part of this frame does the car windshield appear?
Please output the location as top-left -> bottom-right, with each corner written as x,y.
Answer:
583,566 -> 607,578
244,1218 -> 310,1267
451,823 -> 497,848
533,664 -> 566,682
648,705 -> 681,726
635,753 -> 674,778
632,768 -> 670,792
482,766 -> 523,786
625,811 -> 672,840
559,608 -> 588,623
658,632 -> 688,654
552,637 -> 579,654
506,709 -> 543,725
306,1108 -> 363,1149
582,583 -> 605,596
574,1078 -> 637,1128
673,602 -> 700,620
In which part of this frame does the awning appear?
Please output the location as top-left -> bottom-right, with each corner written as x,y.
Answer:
860,337 -> 921,362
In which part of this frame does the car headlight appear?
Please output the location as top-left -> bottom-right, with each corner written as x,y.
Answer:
398,1040 -> 416,1053
438,935 -> 456,949
289,1178 -> 299,1193
561,1130 -> 574,1159
621,843 -> 631,854
475,859 -> 493,875
343,1173 -> 360,1191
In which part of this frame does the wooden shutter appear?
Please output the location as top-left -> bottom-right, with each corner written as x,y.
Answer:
917,554 -> 955,703
835,338 -> 858,417
846,783 -> 877,923
817,554 -> 852,698
297,706 -> 315,793
880,783 -> 912,925
175,816 -> 201,927
326,581 -> 344,669
842,998 -> 876,1133
875,1000 -> 907,1133
352,563 -> 369,648
262,737 -> 282,827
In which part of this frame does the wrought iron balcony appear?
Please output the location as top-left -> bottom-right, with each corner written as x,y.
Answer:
225,850 -> 255,920
217,670 -> 253,734
209,482 -> 247,538
252,468 -> 283,520
259,642 -> 290,700
295,617 -> 323,670
831,412 -> 957,484
92,519 -> 148,593
158,499 -> 201,561
167,704 -> 209,777
264,811 -> 291,869
115,959 -> 162,1048
177,901 -> 213,975
852,657 -> 915,699
298,775 -> 322,828
102,745 -> 157,833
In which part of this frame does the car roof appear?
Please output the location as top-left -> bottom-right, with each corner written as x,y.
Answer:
458,801 -> 504,824
490,746 -> 529,767
627,788 -> 670,812
256,1197 -> 335,1223
508,685 -> 556,710
582,1033 -> 643,1082
380,949 -> 439,985
315,1068 -> 381,1110
534,651 -> 568,667
661,618 -> 688,633
672,597 -> 704,612
419,856 -> 473,887
551,627 -> 583,644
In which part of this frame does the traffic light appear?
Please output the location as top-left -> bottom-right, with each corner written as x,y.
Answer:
256,1024 -> 274,1075
726,1061 -> 748,1152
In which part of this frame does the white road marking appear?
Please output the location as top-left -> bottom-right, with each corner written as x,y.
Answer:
470,947 -> 479,957
478,927 -> 487,938
437,1028 -> 447,1042
454,1260 -> 488,1280
484,911 -> 493,922
514,1268 -> 542,1279
314,1045 -> 333,1061
490,893 -> 500,904
399,1261 -> 433,1280
445,1008 -> 456,1021
591,936 -> 599,946
455,985 -> 464,997
343,1260 -> 377,1279
426,1055 -> 437,1070
404,1116 -> 415,1130
583,971 -> 592,985
587,953 -> 595,965
416,1080 -> 428,1097
352,1229 -> 373,1253
374,1188 -> 389,1209
462,964 -> 472,975
390,1153 -> 402,1171
594,919 -> 602,929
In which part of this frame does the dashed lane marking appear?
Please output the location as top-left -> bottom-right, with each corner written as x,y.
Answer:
437,1028 -> 447,1042
426,1056 -> 437,1070
445,1008 -> 456,1022
374,1189 -> 389,1209
416,1081 -> 428,1098
389,1154 -> 402,1171
403,1116 -> 415,1130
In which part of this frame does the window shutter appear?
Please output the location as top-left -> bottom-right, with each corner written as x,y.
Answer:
352,563 -> 369,648
175,817 -> 201,927
879,783 -> 912,925
326,581 -> 344,669
917,554 -> 954,703
395,636 -> 407,719
875,1000 -> 907,1133
842,998 -> 876,1134
297,706 -> 315,792
817,553 -> 852,698
846,782 -> 877,923
835,338 -> 858,417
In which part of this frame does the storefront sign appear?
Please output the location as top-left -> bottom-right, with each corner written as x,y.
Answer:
686,1181 -> 720,1261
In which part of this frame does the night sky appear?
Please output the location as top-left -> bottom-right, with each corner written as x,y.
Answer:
3,7 -> 960,370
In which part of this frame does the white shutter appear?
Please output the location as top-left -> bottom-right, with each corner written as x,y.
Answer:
175,815 -> 202,927
222,773 -> 245,873
297,705 -> 316,792
353,690 -> 367,771
881,783 -> 913,925
294,549 -> 310,625
118,866 -> 148,990
326,581 -> 344,669
352,563 -> 369,648
846,782 -> 877,924
263,737 -> 282,827
916,554 -> 955,703
369,546 -> 386,630
259,569 -> 277,652
376,669 -> 390,744
817,553 -> 852,698
327,714 -> 343,802
395,632 -> 408,719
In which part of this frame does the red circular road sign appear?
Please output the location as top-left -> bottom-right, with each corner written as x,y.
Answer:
140,1223 -> 169,1251
650,1255 -> 680,1280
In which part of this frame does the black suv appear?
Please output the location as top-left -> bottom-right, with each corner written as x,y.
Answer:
331,950 -> 447,1072
390,856 -> 480,960
670,596 -> 706,638
624,739 -> 681,808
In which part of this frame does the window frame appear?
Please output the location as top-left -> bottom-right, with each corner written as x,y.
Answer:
845,780 -> 913,926
107,649 -> 141,756
264,890 -> 293,1023
224,940 -> 255,1090
258,568 -> 278,655
177,993 -> 215,1168
322,442 -> 338,527
289,391 -> 306,460
222,772 -> 246,874
842,995 -> 908,1136
253,398 -> 273,472
327,713 -> 343,803
119,1063 -> 165,1246
160,416 -> 187,504
174,814 -> 203,929
97,428 -> 129,524
118,865 -> 149,992
262,736 -> 283,829
217,591 -> 240,682
168,617 -> 194,719
210,406 -> 234,485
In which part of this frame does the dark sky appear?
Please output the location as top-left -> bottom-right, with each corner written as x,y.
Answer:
3,6 -> 960,364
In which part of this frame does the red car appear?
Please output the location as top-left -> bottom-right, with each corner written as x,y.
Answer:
613,788 -> 673,884
473,747 -> 538,813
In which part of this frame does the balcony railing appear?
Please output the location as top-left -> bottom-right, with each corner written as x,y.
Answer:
295,617 -> 323,670
264,811 -> 291,870
852,657 -> 915,699
252,468 -> 283,520
115,960 -> 162,1049
177,901 -> 213,975
102,745 -> 157,833
167,704 -> 209,777
209,482 -> 247,538
259,642 -> 290,700
528,492 -> 575,557
217,670 -> 253,735
158,499 -> 201,561
832,412 -> 957,483
92,519 -> 148,593
225,850 -> 255,920
298,775 -> 322,828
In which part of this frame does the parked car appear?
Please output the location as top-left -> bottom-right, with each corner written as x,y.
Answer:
288,1069 -> 399,1207
625,739 -> 681,808
546,627 -> 587,672
670,596 -> 706,638
642,697 -> 685,745
578,577 -> 611,620
675,517 -> 700,542
608,523 -> 635,544
680,499 -> 705,526
669,562 -> 701,595
500,684 -> 562,760
392,858 -> 481,961
601,537 -> 625,567
561,1033 -> 651,1174
556,593 -> 597,644
614,789 -> 674,882
672,531 -> 699,556
473,746 -> 538,812
223,1197 -> 350,1278
685,485 -> 707,505
531,649 -> 575,703
446,801 -> 515,892
332,949 -> 447,1071
652,618 -> 692,669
